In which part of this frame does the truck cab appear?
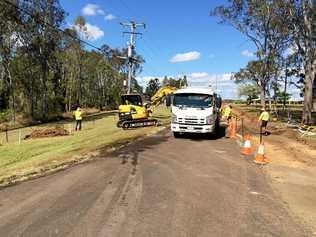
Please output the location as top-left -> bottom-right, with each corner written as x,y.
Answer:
171,87 -> 221,137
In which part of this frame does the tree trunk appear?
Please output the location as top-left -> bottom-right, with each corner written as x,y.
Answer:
301,0 -> 315,125
260,84 -> 266,109
302,61 -> 314,125
283,68 -> 288,110
6,63 -> 16,124
267,89 -> 272,111
41,70 -> 48,120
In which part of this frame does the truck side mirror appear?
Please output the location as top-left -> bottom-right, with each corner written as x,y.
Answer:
216,97 -> 222,108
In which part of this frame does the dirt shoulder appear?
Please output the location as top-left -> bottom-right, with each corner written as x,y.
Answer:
233,105 -> 316,232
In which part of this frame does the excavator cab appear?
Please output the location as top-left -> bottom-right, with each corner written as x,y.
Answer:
117,94 -> 151,129
121,94 -> 143,106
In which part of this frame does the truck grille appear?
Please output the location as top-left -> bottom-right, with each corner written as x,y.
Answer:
178,117 -> 205,125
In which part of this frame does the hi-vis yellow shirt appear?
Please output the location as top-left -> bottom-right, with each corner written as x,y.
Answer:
74,110 -> 82,120
223,107 -> 232,117
259,111 -> 269,121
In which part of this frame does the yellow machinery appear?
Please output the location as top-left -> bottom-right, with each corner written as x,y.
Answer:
117,86 -> 177,129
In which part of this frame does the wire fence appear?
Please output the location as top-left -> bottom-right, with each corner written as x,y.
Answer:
0,111 -> 117,145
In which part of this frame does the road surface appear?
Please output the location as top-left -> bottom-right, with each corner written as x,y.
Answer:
0,128 -> 311,236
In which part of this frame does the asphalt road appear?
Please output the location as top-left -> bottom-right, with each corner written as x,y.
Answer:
0,128 -> 311,237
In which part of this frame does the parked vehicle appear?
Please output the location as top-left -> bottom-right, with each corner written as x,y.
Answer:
171,87 -> 222,137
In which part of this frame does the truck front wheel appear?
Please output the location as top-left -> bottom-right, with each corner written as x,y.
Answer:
173,132 -> 181,138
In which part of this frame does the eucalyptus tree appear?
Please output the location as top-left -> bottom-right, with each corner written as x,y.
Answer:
212,0 -> 291,108
238,83 -> 260,104
0,0 -> 21,122
18,0 -> 65,119
284,0 -> 316,124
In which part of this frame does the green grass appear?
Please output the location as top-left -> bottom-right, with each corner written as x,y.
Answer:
0,106 -> 171,184
235,104 -> 308,123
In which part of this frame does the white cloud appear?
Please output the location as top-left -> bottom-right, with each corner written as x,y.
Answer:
190,72 -> 209,79
105,14 -> 116,21
73,23 -> 104,41
187,72 -> 232,85
82,4 -> 104,16
136,76 -> 165,87
170,51 -> 201,63
186,72 -> 237,99
241,50 -> 254,57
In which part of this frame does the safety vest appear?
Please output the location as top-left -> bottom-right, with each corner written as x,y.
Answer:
223,107 -> 232,117
259,111 -> 269,121
74,110 -> 82,120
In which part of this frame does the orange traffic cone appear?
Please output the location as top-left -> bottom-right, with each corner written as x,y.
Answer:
241,134 -> 253,155
254,143 -> 269,164
230,119 -> 237,139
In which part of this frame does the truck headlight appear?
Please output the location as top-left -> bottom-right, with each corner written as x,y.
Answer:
206,115 -> 214,124
172,113 -> 177,123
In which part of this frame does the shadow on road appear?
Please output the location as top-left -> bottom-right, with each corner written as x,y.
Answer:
101,128 -> 170,167
176,125 -> 227,141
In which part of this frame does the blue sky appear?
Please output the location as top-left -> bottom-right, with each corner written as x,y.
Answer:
60,0 -> 299,99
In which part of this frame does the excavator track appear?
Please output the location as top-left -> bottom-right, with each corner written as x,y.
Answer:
121,119 -> 159,130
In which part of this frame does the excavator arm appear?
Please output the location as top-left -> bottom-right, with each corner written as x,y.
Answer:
150,85 -> 177,108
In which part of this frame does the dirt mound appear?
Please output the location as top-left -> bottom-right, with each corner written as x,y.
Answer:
25,127 -> 69,139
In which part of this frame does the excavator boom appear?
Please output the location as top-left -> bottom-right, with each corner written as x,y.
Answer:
150,85 -> 177,107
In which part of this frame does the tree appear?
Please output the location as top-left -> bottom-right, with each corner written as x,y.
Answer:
233,60 -> 265,91
0,0 -> 145,123
238,84 -> 260,104
145,78 -> 161,97
19,0 -> 66,120
161,75 -> 188,88
284,0 -> 316,124
212,0 -> 291,108
0,1 -> 20,122
275,91 -> 291,104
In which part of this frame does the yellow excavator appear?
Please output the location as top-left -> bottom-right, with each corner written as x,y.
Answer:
117,85 -> 177,129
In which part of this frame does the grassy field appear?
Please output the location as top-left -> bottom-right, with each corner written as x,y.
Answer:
234,103 -> 310,123
0,106 -> 171,185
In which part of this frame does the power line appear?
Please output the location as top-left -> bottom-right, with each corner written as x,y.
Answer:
3,0 -> 167,93
2,0 -> 103,52
1,0 -> 133,75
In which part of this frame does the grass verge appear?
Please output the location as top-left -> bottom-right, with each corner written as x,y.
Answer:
0,106 -> 171,187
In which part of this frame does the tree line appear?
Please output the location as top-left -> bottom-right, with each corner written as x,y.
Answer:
145,75 -> 188,98
0,0 -> 143,123
212,0 -> 316,124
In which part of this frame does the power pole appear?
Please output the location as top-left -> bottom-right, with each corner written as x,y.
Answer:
120,21 -> 145,94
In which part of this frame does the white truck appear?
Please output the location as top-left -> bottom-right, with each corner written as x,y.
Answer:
171,87 -> 222,137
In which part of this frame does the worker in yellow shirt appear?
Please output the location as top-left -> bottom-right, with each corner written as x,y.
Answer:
74,106 -> 83,131
258,108 -> 270,135
222,105 -> 233,138
222,105 -> 232,123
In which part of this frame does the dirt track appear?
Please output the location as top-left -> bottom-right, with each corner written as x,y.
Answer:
0,128 -> 312,236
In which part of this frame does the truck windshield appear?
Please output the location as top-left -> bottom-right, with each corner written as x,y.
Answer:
173,93 -> 213,108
